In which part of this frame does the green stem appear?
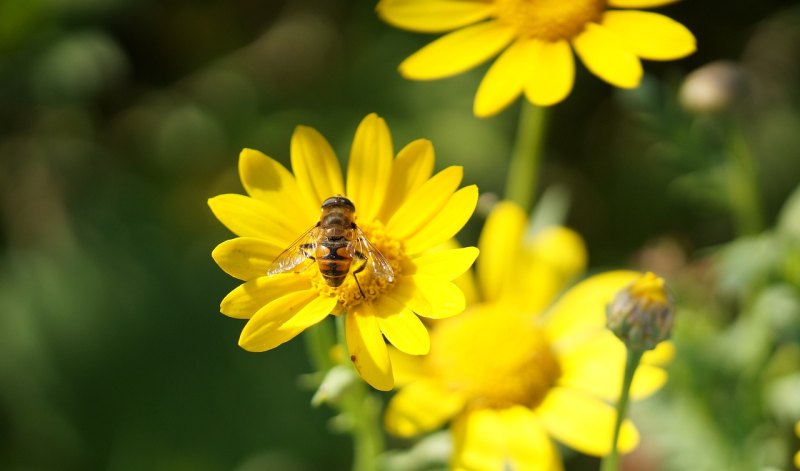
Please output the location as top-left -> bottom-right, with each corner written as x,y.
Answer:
725,122 -> 763,235
600,348 -> 644,471
304,316 -> 383,471
505,101 -> 549,212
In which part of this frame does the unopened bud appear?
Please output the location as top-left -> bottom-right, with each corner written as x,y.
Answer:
311,365 -> 357,407
679,61 -> 748,114
606,272 -> 675,351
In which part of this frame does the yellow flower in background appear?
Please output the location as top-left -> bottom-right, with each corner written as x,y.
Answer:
377,0 -> 696,116
795,420 -> 800,469
385,202 -> 673,470
209,113 -> 479,391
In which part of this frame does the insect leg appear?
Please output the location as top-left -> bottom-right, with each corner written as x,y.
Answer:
351,251 -> 367,297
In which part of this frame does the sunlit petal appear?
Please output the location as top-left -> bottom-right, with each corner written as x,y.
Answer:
220,274 -> 312,319
400,20 -> 516,80
385,380 -> 464,437
377,0 -> 494,33
387,166 -> 463,238
477,201 -> 526,303
346,113 -> 393,221
379,139 -> 435,221
601,11 -> 696,60
346,303 -> 394,391
212,237 -> 284,281
404,185 -> 479,255
238,148 -> 317,223
238,289 -> 324,351
544,270 -> 640,342
375,296 -> 430,355
290,125 -> 345,209
535,386 -> 640,455
573,22 -> 643,89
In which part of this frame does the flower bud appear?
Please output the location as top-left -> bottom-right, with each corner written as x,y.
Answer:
606,272 -> 675,351
679,61 -> 748,114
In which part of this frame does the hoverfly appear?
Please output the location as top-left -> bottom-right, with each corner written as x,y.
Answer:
267,196 -> 395,297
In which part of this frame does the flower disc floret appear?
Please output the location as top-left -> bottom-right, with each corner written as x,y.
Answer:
495,0 -> 606,41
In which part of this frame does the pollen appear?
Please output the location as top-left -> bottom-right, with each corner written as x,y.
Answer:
429,306 -> 561,410
493,0 -> 606,41
312,219 -> 404,309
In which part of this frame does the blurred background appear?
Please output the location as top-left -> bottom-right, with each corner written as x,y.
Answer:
2,0 -> 800,470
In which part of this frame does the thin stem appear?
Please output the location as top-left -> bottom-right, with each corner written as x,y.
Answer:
505,101 -> 549,212
303,315 -> 383,471
600,348 -> 644,471
725,124 -> 763,235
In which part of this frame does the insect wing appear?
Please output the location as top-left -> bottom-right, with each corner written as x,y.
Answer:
266,225 -> 320,275
352,228 -> 395,283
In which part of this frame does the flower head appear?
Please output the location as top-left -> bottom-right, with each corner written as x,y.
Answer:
377,0 -> 697,116
384,201 -> 673,469
209,113 -> 479,390
606,271 -> 675,351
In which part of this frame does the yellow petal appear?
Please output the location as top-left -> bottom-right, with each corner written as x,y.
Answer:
528,227 -> 587,284
388,347 -> 428,386
399,20 -> 516,80
473,39 -> 527,117
573,22 -> 643,89
208,194 -> 308,246
477,201 -> 526,303
212,237 -> 283,281
346,303 -> 394,391
220,274 -> 312,319
601,11 -> 695,60
535,386 -> 640,455
239,289 -> 319,352
557,330 -> 668,401
608,0 -> 679,7
290,125 -> 345,209
375,296 -> 431,355
377,0 -> 494,33
238,148 -> 317,224
388,276 -> 433,318
411,274 -> 466,319
404,185 -> 479,255
407,247 -> 479,281
385,380 -> 464,437
500,406 -> 556,471
522,39 -> 575,107
238,289 -> 324,351
505,226 -> 587,313
346,113 -> 393,221
453,267 -> 480,307
387,166 -> 464,238
379,139 -> 435,221
642,340 -> 675,366
452,409 -> 507,470
544,270 -> 641,342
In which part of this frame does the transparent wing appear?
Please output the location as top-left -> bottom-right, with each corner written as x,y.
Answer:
352,227 -> 395,283
266,224 -> 320,276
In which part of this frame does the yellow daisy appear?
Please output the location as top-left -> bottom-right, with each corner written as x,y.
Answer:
384,201 -> 673,470
209,113 -> 479,391
377,0 -> 697,116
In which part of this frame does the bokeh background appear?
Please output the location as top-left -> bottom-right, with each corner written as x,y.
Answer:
2,0 -> 800,470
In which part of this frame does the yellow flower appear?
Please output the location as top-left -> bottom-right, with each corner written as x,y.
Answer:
384,201 -> 673,469
377,0 -> 696,116
795,421 -> 800,469
209,113 -> 479,391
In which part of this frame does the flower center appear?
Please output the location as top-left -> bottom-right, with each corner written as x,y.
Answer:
429,306 -> 561,410
493,0 -> 607,41
311,219 -> 403,309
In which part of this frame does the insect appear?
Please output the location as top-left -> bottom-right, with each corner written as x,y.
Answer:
267,196 -> 395,297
